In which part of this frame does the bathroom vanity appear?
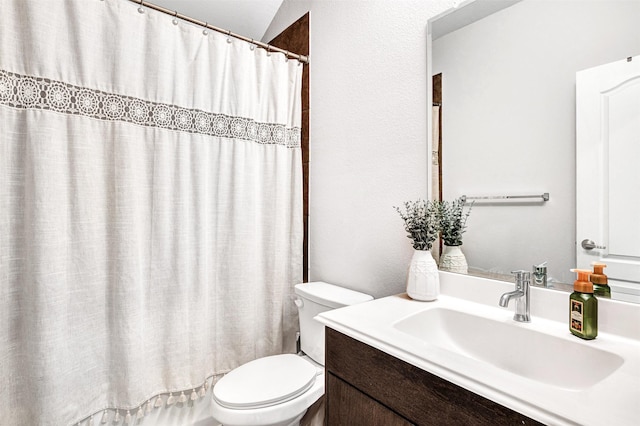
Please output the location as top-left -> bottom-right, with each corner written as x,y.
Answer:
325,327 -> 541,425
316,272 -> 640,426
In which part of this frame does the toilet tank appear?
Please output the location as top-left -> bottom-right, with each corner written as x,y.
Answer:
294,282 -> 373,366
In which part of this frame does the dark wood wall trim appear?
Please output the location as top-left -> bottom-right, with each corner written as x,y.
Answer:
432,73 -> 442,202
433,73 -> 442,105
269,13 -> 310,282
433,73 -> 443,255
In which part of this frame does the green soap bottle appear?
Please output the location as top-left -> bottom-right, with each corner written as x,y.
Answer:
591,262 -> 611,298
569,269 -> 598,340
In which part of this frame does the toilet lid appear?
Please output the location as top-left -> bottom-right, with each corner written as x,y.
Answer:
213,354 -> 318,410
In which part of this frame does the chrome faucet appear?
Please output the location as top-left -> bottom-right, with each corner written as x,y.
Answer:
499,270 -> 531,322
532,262 -> 547,287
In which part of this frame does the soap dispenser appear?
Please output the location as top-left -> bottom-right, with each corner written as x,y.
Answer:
569,269 -> 598,340
591,262 -> 611,298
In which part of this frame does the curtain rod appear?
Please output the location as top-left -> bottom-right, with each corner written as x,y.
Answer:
127,0 -> 309,64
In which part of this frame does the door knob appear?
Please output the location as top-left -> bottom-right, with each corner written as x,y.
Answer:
581,239 -> 606,251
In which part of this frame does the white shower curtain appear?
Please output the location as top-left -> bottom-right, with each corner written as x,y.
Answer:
0,1 -> 303,425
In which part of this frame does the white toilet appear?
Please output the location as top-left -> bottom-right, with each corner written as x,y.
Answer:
211,282 -> 373,426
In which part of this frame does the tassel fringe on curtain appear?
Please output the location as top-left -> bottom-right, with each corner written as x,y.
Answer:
75,374 -> 217,426
0,0 -> 304,425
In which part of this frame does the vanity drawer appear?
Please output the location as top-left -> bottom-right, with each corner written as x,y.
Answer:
326,372 -> 413,426
325,327 -> 544,426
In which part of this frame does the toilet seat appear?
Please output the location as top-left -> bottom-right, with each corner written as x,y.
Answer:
213,354 -> 318,410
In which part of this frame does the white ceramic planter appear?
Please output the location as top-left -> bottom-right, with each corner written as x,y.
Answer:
439,244 -> 468,274
406,249 -> 440,301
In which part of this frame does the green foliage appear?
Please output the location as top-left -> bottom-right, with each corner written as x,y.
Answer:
437,197 -> 473,246
394,200 -> 439,251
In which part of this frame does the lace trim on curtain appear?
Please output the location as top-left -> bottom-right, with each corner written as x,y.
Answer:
0,69 -> 301,148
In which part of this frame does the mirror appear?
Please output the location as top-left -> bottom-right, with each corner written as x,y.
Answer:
427,0 -> 640,302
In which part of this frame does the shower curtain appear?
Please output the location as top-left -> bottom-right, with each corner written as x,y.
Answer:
0,1 -> 303,425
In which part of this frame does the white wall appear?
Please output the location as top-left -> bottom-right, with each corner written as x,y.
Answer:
264,0 -> 457,298
432,0 -> 640,284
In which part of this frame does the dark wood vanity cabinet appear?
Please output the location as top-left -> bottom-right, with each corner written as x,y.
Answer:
325,328 -> 544,426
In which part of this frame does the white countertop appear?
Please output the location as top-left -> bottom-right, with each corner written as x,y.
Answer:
315,272 -> 640,426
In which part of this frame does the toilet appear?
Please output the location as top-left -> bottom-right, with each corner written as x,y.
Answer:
211,282 -> 373,426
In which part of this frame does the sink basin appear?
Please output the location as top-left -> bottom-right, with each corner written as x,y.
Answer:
393,308 -> 624,390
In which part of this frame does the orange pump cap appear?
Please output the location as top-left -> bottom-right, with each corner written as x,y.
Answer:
591,262 -> 606,274
571,269 -> 593,293
590,262 -> 608,284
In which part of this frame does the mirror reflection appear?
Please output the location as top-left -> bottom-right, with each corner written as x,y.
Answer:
428,0 -> 640,302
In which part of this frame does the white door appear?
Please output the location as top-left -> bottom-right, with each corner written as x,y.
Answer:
576,56 -> 640,303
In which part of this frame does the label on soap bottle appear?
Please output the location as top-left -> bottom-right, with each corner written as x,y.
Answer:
570,299 -> 584,333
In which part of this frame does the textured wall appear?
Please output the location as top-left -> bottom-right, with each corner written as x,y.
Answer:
264,0 -> 456,298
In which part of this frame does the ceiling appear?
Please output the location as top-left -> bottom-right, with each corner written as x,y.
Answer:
147,0 -> 284,41
430,0 -> 522,40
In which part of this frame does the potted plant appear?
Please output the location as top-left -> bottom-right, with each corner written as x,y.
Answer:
436,197 -> 473,273
394,200 -> 440,301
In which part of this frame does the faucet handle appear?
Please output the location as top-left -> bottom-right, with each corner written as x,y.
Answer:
511,270 -> 531,283
533,262 -> 547,274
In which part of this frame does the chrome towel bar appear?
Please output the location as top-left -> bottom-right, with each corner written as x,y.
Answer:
461,193 -> 549,203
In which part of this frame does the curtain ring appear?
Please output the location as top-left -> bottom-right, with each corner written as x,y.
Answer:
249,39 -> 255,51
202,23 -> 209,36
137,0 -> 145,13
266,46 -> 271,57
172,10 -> 179,25
226,30 -> 232,44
